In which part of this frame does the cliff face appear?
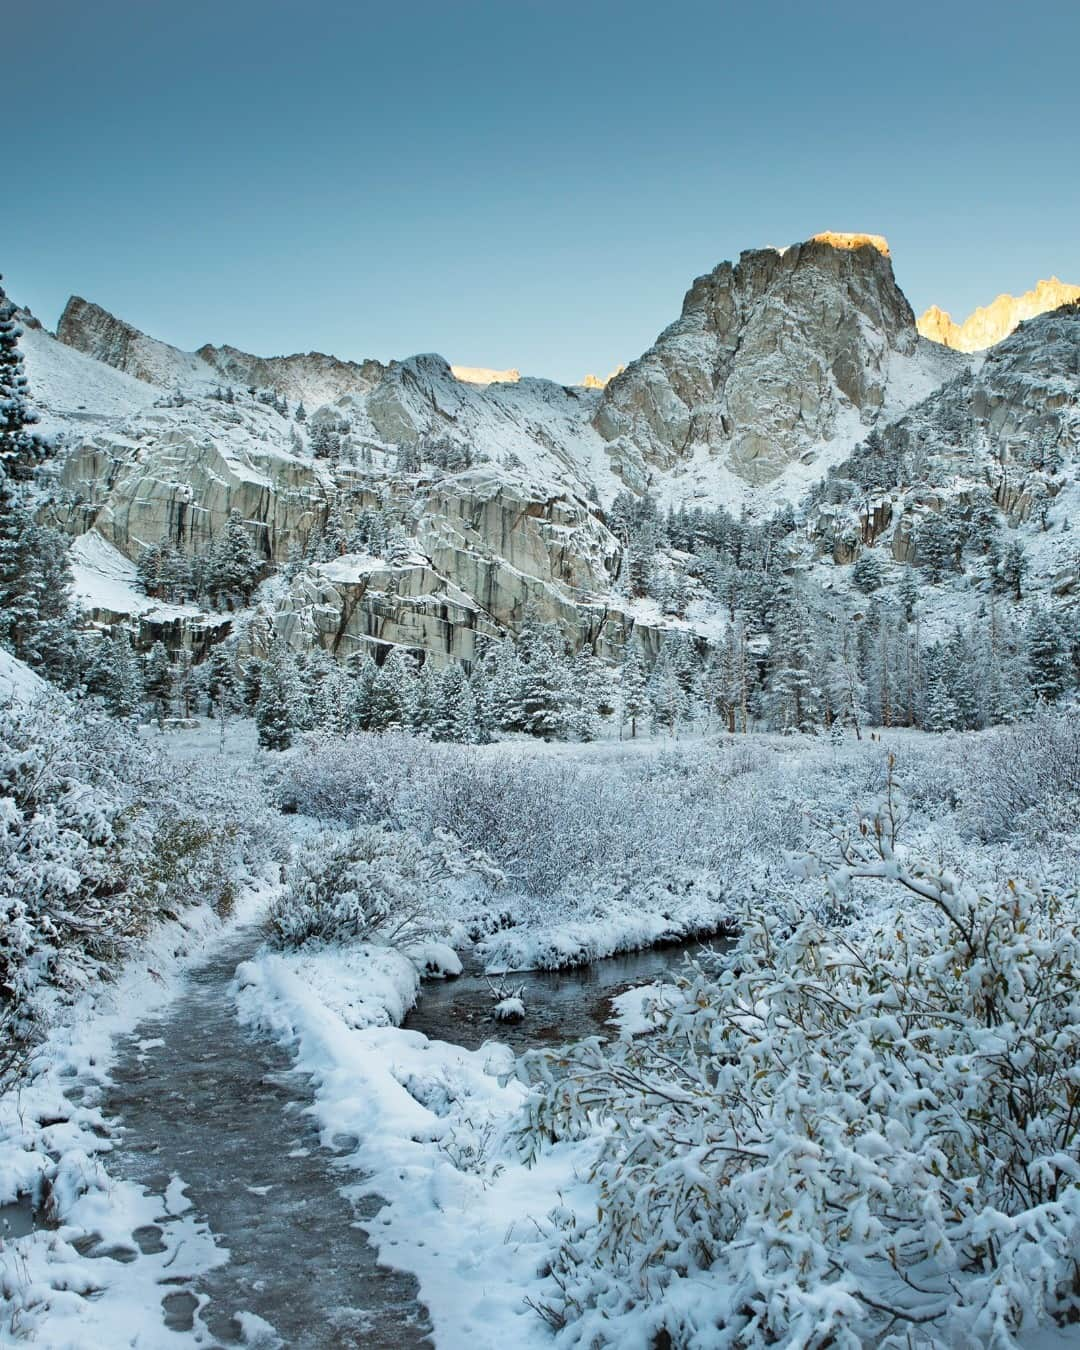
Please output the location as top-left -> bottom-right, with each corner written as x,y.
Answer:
592,234 -> 944,488
918,278 -> 1080,353
38,232 -> 1074,674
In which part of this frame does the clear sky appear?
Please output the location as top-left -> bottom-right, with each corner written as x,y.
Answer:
6,0 -> 1080,384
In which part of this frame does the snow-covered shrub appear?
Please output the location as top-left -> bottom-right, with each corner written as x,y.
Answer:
951,710 -> 1080,843
268,824 -> 500,949
0,694 -> 274,1084
515,765 -> 1080,1348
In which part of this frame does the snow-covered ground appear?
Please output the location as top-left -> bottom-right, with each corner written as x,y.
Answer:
0,882 -> 275,1346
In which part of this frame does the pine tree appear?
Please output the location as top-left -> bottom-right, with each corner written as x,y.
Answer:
206,510 -> 263,607
368,649 -> 412,731
518,640 -> 569,739
101,630 -> 144,721
347,651 -> 378,730
897,568 -> 919,623
205,645 -> 238,719
137,542 -> 165,597
144,641 -> 174,723
1027,609 -> 1070,703
0,280 -> 46,484
999,540 -> 1027,601
0,498 -> 75,682
409,662 -> 439,736
620,648 -> 649,739
255,642 -> 298,750
470,665 -> 496,744
917,512 -> 955,583
851,552 -> 884,594
241,657 -> 264,712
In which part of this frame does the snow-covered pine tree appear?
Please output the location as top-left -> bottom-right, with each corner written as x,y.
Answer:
101,630 -> 144,721
206,510 -> 263,607
368,648 -> 413,731
255,641 -> 299,750
347,651 -> 378,731
1027,608 -> 1071,704
143,641 -> 174,724
0,281 -> 46,484
241,657 -> 263,713
470,665 -> 496,744
897,567 -> 919,623
517,632 -> 569,740
619,647 -> 649,739
408,661 -> 439,736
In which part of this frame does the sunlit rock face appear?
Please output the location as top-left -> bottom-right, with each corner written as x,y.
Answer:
450,366 -> 521,385
593,234 -> 935,487
918,278 -> 1080,353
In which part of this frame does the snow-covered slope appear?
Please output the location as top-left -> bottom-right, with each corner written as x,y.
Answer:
17,310 -> 159,436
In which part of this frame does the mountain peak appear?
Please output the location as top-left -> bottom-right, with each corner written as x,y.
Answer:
917,276 -> 1080,352
810,231 -> 890,256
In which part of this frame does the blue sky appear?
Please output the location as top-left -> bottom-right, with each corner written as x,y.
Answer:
7,0 -> 1080,384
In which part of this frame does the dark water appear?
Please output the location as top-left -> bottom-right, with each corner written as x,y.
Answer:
403,939 -> 724,1053
102,930 -> 430,1348
89,931 -> 723,1346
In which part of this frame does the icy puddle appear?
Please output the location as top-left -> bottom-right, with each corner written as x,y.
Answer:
403,938 -> 723,1052
102,929 -> 430,1348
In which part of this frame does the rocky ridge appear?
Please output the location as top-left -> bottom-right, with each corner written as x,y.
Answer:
918,278 -> 1080,353
23,234 -> 1079,673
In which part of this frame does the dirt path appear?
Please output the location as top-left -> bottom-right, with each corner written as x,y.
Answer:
100,929 -> 430,1348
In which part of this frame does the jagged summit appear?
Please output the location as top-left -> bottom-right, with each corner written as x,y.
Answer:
592,233 -> 947,489
48,233 -> 960,505
811,231 -> 890,256
917,277 -> 1080,353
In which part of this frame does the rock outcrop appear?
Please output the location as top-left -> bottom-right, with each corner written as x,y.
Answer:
918,278 -> 1080,353
593,234 -> 944,488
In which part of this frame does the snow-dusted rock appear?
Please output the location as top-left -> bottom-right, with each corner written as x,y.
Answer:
594,233 -> 952,487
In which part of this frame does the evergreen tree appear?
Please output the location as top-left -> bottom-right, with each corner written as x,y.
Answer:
206,510 -> 263,607
241,657 -> 264,713
1027,609 -> 1071,703
470,665 -> 496,744
101,630 -> 144,721
897,568 -> 919,623
851,552 -> 885,594
143,641 -> 174,723
518,640 -> 569,739
409,662 -> 439,736
917,512 -> 955,583
999,540 -> 1027,601
205,645 -> 239,719
620,648 -> 649,739
255,642 -> 298,750
347,651 -> 378,730
368,649 -> 412,731
0,498 -> 75,682
0,281 -> 46,484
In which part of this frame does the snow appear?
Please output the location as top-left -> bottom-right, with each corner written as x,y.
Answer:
0,880 -> 275,1347
234,945 -> 591,1350
17,318 -> 159,435
0,648 -> 46,704
68,530 -> 206,620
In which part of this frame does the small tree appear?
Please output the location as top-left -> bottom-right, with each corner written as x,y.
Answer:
255,642 -> 298,750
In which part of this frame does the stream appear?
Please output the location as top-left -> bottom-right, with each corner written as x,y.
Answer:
89,932 -> 722,1346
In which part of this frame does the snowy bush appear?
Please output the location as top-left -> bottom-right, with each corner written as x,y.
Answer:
515,765 -> 1080,1348
0,694 -> 274,1084
268,824 -> 501,949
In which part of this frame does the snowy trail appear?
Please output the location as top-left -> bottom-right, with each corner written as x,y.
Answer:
100,928 -> 430,1348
